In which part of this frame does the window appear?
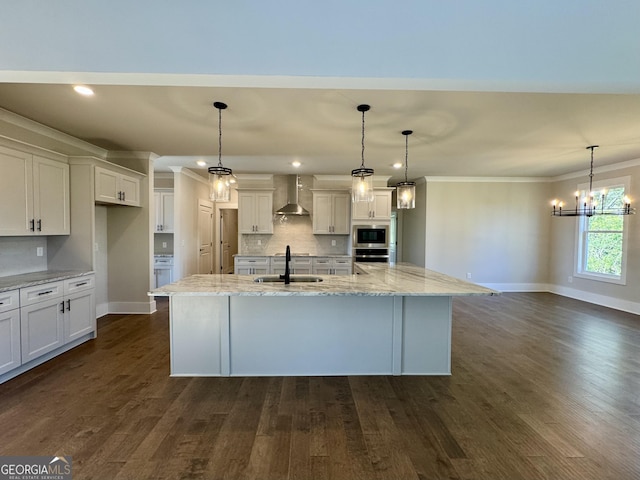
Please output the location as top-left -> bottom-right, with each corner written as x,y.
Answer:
575,177 -> 630,284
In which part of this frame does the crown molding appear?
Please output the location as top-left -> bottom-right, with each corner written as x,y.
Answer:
0,107 -> 107,157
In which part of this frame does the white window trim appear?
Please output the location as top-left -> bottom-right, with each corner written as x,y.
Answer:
574,175 -> 630,285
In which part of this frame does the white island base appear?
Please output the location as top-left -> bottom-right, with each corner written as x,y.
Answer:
170,295 -> 452,377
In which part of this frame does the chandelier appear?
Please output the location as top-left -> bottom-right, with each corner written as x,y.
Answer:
396,130 -> 416,209
351,104 -> 374,203
208,101 -> 232,202
551,145 -> 635,217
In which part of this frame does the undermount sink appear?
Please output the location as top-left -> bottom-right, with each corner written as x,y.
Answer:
254,275 -> 323,283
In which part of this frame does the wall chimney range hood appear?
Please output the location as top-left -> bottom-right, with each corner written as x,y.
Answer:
275,175 -> 309,216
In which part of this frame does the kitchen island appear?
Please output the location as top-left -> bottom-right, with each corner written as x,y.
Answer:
150,263 -> 497,376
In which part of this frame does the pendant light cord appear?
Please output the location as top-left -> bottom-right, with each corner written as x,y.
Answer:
588,145 -> 595,197
360,108 -> 366,169
404,134 -> 409,183
217,106 -> 223,168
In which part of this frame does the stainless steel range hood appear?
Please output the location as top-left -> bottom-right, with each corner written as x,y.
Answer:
275,175 -> 309,216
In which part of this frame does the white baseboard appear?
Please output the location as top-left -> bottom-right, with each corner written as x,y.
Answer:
96,302 -> 109,318
480,282 -> 640,315
549,285 -> 640,315
481,282 -> 550,293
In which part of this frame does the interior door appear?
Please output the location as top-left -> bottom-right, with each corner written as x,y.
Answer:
220,209 -> 238,273
197,200 -> 214,274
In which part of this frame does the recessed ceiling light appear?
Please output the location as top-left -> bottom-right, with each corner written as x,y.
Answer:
292,160 -> 301,168
73,85 -> 94,96
392,162 -> 403,169
196,160 -> 207,167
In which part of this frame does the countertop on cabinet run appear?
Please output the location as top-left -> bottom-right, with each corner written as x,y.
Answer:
150,263 -> 498,297
0,270 -> 94,292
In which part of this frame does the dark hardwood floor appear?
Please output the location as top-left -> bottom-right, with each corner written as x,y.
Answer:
1,293 -> 639,479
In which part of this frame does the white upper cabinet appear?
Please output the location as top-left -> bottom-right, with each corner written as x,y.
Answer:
0,145 -> 70,236
351,189 -> 392,221
238,190 -> 273,234
33,156 -> 71,235
312,191 -> 350,234
154,190 -> 174,233
95,166 -> 141,207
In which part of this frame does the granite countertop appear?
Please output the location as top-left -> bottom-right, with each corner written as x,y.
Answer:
150,263 -> 498,297
0,270 -> 95,292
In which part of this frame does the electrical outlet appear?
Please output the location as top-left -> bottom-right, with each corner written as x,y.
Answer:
257,239 -> 261,245
331,240 -> 336,246
162,242 -> 167,248
466,272 -> 472,279
568,276 -> 573,283
36,247 -> 44,257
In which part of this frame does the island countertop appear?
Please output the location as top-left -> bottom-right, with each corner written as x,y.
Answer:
150,262 -> 498,297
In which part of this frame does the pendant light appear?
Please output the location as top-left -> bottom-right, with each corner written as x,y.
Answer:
396,130 -> 416,209
551,145 -> 635,217
208,101 -> 232,202
351,104 -> 375,203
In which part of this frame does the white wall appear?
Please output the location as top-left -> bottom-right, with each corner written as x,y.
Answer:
94,205 -> 108,317
401,178 -> 551,289
172,168 -> 210,280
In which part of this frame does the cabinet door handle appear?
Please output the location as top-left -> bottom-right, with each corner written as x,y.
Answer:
74,282 -> 88,287
37,219 -> 42,231
123,191 -> 126,202
60,301 -> 65,313
38,290 -> 54,296
30,219 -> 35,231
67,299 -> 71,311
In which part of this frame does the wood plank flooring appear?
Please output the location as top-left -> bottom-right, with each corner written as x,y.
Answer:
1,293 -> 639,479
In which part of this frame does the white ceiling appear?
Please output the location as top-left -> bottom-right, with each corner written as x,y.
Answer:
1,82 -> 639,183
1,2 -> 639,183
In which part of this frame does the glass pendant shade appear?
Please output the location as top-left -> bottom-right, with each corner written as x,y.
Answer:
210,170 -> 231,202
396,181 -> 416,209
352,171 -> 374,203
396,130 -> 416,209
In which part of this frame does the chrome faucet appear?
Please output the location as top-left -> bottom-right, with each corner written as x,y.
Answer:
280,245 -> 291,284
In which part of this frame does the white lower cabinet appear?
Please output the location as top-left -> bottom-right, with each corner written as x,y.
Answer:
20,295 -> 65,363
0,290 -> 21,375
313,257 -> 352,275
1,274 -> 96,381
64,276 -> 96,343
271,256 -> 313,275
234,257 -> 270,275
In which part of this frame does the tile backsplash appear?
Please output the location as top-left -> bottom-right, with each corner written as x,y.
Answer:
154,233 -> 174,254
241,215 -> 349,255
0,237 -> 48,276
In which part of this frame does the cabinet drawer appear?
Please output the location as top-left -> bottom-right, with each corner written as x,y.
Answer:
333,258 -> 352,266
20,281 -> 64,307
64,275 -> 95,295
236,257 -> 270,266
0,290 -> 20,313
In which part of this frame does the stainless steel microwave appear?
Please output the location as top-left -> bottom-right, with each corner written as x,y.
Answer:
352,225 -> 389,248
